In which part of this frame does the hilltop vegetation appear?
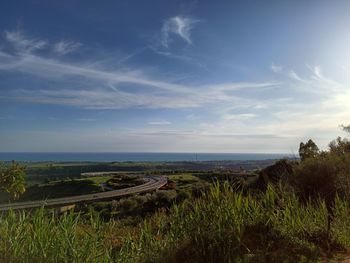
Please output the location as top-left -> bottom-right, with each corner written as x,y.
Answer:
1,182 -> 350,262
1,134 -> 350,262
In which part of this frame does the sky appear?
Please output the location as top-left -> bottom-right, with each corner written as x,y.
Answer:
0,0 -> 350,153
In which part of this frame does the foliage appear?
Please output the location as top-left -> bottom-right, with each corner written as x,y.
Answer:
1,183 -> 350,262
329,136 -> 350,156
3,135 -> 350,262
22,160 -> 276,186
341,124 -> 350,134
106,175 -> 145,190
0,209 -> 116,263
293,155 -> 339,205
258,159 -> 294,186
121,184 -> 350,262
293,138 -> 350,205
0,161 -> 26,199
18,179 -> 102,202
299,139 -> 320,161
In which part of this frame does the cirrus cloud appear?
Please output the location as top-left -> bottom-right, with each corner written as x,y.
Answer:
53,40 -> 82,55
161,15 -> 199,47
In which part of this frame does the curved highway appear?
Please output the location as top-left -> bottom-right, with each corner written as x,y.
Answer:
0,176 -> 167,212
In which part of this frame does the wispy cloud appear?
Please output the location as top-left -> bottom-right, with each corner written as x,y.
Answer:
2,29 -> 349,152
288,70 -> 303,81
5,30 -> 47,53
53,40 -> 82,55
161,16 -> 199,47
271,62 -> 282,73
148,121 -> 172,125
208,82 -> 278,91
222,113 -> 256,121
5,29 -> 81,57
0,29 -> 276,110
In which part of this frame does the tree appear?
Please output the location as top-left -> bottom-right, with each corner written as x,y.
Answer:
341,124 -> 350,134
299,139 -> 319,161
329,136 -> 350,156
0,161 -> 26,199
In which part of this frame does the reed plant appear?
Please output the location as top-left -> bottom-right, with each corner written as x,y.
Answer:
0,209 -> 116,263
121,183 -> 350,262
1,182 -> 350,262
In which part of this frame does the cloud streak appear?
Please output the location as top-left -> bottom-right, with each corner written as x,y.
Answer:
5,30 -> 47,53
148,121 -> 172,125
53,40 -> 82,55
0,30 -> 277,110
161,16 -> 199,47
271,62 -> 282,73
2,29 -> 350,152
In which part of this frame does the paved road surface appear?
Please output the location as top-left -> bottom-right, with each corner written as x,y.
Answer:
0,176 -> 167,212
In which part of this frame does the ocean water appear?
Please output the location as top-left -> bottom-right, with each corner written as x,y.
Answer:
0,152 -> 292,162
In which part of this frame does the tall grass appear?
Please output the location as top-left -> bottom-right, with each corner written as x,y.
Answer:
121,183 -> 350,262
0,209 -> 116,263
1,183 -> 350,262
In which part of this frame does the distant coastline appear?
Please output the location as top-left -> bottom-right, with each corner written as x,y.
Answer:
0,152 -> 294,162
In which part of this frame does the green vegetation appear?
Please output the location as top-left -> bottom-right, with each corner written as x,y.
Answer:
0,209 -> 116,263
85,173 -> 209,221
1,183 -> 350,262
294,136 -> 350,203
17,179 -> 102,201
106,175 -> 145,190
0,174 -> 149,203
0,161 -> 26,199
122,184 -> 350,262
298,139 -> 319,161
2,134 -> 350,262
84,175 -> 114,185
13,159 -> 276,186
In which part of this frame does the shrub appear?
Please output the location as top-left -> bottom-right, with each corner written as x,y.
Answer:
176,189 -> 191,202
154,190 -> 177,206
0,161 -> 26,199
292,151 -> 350,206
329,137 -> 350,156
118,198 -> 139,212
254,159 -> 295,191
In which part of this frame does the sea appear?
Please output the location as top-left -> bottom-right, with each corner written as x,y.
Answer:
0,152 -> 293,162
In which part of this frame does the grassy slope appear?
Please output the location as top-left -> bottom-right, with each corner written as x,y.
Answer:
81,175 -> 114,185
1,183 -> 350,262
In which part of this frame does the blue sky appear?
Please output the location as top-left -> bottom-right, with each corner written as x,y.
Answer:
1,0 -> 350,153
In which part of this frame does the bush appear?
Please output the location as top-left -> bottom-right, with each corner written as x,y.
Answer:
176,189 -> 191,202
118,198 -> 139,212
292,151 -> 350,206
154,190 -> 177,206
0,161 -> 26,199
258,159 -> 294,186
329,137 -> 350,156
